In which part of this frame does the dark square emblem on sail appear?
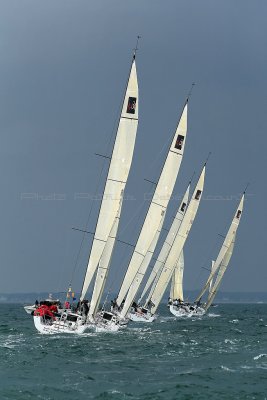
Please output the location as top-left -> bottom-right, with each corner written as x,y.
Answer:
127,97 -> 137,114
175,135 -> 184,150
195,190 -> 202,200
180,202 -> 186,212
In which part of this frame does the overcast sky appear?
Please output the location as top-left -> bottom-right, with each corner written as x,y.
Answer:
0,0 -> 266,296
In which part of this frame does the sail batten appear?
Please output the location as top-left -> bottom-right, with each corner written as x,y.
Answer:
80,56 -> 139,301
116,102 -> 188,309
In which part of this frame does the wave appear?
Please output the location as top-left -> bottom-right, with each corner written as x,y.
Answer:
254,353 -> 267,360
221,365 -> 236,372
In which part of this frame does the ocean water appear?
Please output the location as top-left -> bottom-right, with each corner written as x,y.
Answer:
0,304 -> 266,400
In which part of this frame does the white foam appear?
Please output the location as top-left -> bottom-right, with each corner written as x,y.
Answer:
221,365 -> 235,372
225,339 -> 237,345
254,353 -> 267,360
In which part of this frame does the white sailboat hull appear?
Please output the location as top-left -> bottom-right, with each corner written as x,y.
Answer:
129,311 -> 156,323
93,311 -> 127,332
169,304 -> 205,317
33,315 -> 87,335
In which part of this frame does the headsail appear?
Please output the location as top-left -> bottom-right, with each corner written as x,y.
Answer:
208,260 -> 215,294
195,194 -> 244,303
116,101 -> 188,310
140,184 -> 190,306
204,233 -> 236,310
89,191 -> 124,318
80,54 -> 139,300
119,209 -> 166,318
170,250 -> 184,301
149,165 -> 206,315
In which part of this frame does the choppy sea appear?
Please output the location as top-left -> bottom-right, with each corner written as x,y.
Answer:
0,303 -> 266,399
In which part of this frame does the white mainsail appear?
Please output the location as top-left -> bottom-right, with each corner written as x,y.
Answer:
205,233 -> 236,310
140,184 -> 190,306
80,55 -> 139,300
89,191 -> 124,318
195,194 -> 244,303
170,250 -> 184,301
208,260 -> 215,294
116,102 -> 188,310
149,165 -> 206,315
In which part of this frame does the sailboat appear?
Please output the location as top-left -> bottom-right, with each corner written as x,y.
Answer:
141,164 -> 206,320
111,99 -> 189,323
33,49 -> 139,334
128,183 -> 190,322
169,193 -> 244,317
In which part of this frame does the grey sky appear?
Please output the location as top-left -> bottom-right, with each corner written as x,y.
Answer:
0,0 -> 266,295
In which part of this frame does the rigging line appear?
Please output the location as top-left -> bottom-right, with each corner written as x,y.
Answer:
104,183 -> 154,298
187,82 -> 196,100
107,200 -> 148,291
114,180 -> 165,294
133,35 -> 141,56
243,182 -> 250,194
69,83 -> 125,286
191,232 -> 222,293
101,288 -> 111,311
69,153 -> 110,285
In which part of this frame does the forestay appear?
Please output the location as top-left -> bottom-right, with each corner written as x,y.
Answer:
149,165 -> 206,315
80,56 -> 139,300
116,102 -> 188,308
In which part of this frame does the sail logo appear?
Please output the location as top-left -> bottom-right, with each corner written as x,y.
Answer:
127,97 -> 137,114
175,134 -> 184,150
195,190 -> 202,200
180,202 -> 186,212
